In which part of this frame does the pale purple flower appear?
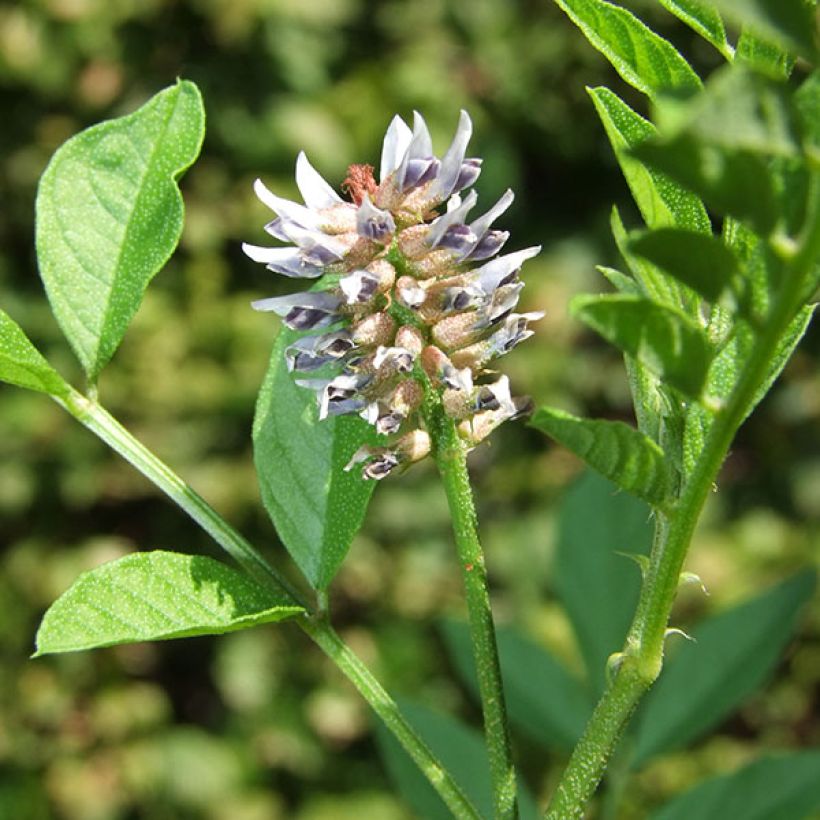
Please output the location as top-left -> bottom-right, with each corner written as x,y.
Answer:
245,111 -> 541,479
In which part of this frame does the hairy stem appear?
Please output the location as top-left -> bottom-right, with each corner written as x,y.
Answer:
428,406 -> 518,820
56,390 -> 481,820
545,177 -> 820,819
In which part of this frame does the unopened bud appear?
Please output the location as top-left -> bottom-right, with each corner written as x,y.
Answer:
351,311 -> 396,346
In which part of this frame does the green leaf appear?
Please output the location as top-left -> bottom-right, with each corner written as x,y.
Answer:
554,0 -> 702,97
531,406 -> 676,506
633,65 -> 805,234
711,0 -> 818,62
572,293 -> 713,399
374,700 -> 541,820
650,751 -> 820,820
34,550 -> 303,655
628,228 -> 739,304
597,265 -> 640,294
553,470 -> 654,693
683,305 -> 814,474
632,569 -> 816,763
657,0 -> 732,59
661,66 -> 802,157
0,309 -> 69,398
253,326 -> 378,590
736,28 -> 795,79
589,87 -> 711,234
35,80 -> 205,383
440,620 -> 591,753
633,136 -> 778,235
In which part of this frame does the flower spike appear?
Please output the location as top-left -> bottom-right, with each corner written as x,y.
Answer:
245,111 -> 541,479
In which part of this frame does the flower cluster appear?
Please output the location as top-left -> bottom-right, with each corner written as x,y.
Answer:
244,111 -> 541,480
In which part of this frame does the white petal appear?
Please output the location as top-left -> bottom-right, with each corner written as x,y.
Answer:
475,245 -> 542,293
469,189 -> 514,238
396,111 -> 434,189
429,110 -> 472,201
295,152 -> 342,209
242,243 -> 299,264
379,115 -> 413,182
253,178 -> 320,229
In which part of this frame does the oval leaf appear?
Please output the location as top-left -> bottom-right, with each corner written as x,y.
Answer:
440,620 -> 592,753
628,228 -> 738,304
531,406 -> 676,506
589,87 -> 711,235
632,569 -> 816,763
253,326 -> 378,590
35,80 -> 205,382
554,0 -> 702,97
657,0 -> 731,59
554,471 -> 654,693
572,293 -> 713,399
650,751 -> 820,820
34,550 -> 304,655
0,309 -> 69,397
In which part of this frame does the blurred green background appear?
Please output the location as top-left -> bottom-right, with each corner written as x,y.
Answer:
0,0 -> 817,817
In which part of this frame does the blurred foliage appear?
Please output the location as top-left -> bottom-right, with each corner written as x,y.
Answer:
0,0 -> 817,817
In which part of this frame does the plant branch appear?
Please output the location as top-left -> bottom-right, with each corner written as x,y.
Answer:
55,389 -> 481,820
427,403 -> 518,820
545,175 -> 820,820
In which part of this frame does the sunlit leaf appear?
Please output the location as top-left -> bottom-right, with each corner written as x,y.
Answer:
253,325 -> 378,590
711,0 -> 818,62
633,136 -> 778,234
374,700 -> 541,820
35,80 -> 205,383
572,294 -> 713,399
657,0 -> 732,59
554,471 -> 654,693
628,228 -> 738,304
531,406 -> 676,506
650,751 -> 820,820
440,620 -> 591,752
34,551 -> 304,655
554,0 -> 702,97
589,88 -> 710,234
736,28 -> 795,79
633,570 -> 816,763
0,309 -> 69,397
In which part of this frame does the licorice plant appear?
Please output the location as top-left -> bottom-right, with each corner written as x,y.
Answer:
1,0 -> 818,818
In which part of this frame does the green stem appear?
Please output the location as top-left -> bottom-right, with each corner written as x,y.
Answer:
428,406 -> 517,820
55,388 -> 481,820
301,615 -> 481,819
545,178 -> 820,820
